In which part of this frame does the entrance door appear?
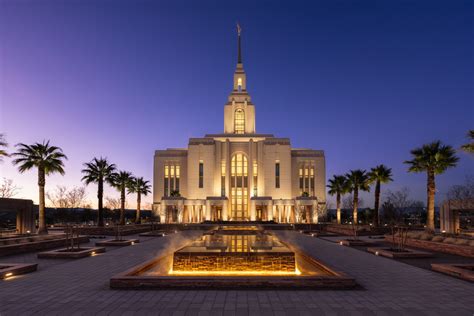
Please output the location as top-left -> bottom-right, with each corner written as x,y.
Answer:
231,153 -> 248,220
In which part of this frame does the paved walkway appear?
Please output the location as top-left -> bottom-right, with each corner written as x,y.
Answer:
0,231 -> 473,315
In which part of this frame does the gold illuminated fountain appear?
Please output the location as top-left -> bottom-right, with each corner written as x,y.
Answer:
110,226 -> 356,289
170,227 -> 299,276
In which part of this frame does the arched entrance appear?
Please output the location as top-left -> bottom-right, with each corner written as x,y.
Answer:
231,153 -> 248,220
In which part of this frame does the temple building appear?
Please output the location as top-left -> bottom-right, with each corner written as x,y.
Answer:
153,28 -> 326,223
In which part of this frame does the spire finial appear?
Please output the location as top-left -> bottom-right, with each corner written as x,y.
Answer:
237,22 -> 242,64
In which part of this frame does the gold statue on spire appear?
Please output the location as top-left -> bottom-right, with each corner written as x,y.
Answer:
237,22 -> 241,36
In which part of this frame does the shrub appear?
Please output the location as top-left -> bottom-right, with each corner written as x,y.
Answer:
442,237 -> 456,244
454,239 -> 469,245
419,234 -> 433,241
470,240 -> 474,247
431,236 -> 445,242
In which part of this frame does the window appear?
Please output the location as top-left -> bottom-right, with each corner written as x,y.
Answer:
299,162 -> 315,196
234,109 -> 245,134
231,153 -> 248,220
253,160 -> 258,196
199,161 -> 204,188
164,163 -> 180,197
275,161 -> 280,188
237,78 -> 242,92
221,160 -> 226,196
164,165 -> 169,197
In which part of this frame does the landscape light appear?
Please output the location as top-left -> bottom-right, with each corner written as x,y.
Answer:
5,273 -> 13,277
91,251 -> 96,255
375,251 -> 379,256
131,242 -> 135,245
339,241 -> 343,245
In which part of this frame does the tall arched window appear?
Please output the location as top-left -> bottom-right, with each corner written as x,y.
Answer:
231,153 -> 248,220
234,109 -> 245,134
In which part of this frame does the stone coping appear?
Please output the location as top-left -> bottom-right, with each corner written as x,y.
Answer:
367,247 -> 433,258
0,263 -> 38,279
110,249 -> 356,290
431,263 -> 474,282
338,239 -> 373,247
0,236 -> 90,257
95,239 -> 139,247
37,247 -> 106,259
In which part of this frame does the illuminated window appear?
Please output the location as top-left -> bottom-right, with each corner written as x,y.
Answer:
275,161 -> 280,188
237,78 -> 242,91
253,160 -> 258,196
199,161 -> 204,188
221,160 -> 226,196
234,109 -> 245,134
231,153 -> 248,220
164,165 -> 169,197
164,163 -> 180,197
299,162 -> 315,196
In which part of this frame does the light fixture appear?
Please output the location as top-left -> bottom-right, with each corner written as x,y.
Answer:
375,251 -> 379,256
5,272 -> 13,277
131,242 -> 135,245
91,251 -> 96,255
339,241 -> 343,245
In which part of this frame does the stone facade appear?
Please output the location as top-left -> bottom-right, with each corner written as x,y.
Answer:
153,30 -> 326,223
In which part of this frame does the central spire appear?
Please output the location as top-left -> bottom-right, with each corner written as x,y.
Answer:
237,23 -> 242,64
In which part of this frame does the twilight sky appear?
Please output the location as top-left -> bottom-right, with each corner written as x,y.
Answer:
0,0 -> 473,209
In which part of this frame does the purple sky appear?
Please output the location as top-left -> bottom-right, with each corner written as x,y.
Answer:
1,0 -> 473,208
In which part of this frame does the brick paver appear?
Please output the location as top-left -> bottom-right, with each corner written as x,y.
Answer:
0,230 -> 473,315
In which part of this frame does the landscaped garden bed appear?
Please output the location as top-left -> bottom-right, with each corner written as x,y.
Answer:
431,263 -> 474,282
0,235 -> 90,257
338,239 -> 372,246
367,247 -> 433,258
0,263 -> 38,279
96,239 -> 139,246
37,246 -> 105,259
385,234 -> 474,258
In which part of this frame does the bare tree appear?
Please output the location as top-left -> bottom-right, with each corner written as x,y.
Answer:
0,178 -> 20,198
105,196 -> 123,210
46,185 -> 88,208
342,194 -> 364,210
447,176 -> 474,200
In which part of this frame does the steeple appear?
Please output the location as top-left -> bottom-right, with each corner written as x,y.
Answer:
233,23 -> 246,92
237,23 -> 242,64
224,24 -> 256,134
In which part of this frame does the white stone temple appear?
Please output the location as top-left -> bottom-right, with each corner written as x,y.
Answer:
153,27 -> 326,223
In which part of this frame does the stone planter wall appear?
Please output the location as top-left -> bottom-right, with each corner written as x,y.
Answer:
326,225 -> 388,236
385,236 -> 474,258
0,236 -> 90,257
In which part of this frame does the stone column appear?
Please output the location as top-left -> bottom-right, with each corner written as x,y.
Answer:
178,203 -> 184,223
267,200 -> 273,221
223,199 -> 229,221
313,201 -> 319,224
278,205 -> 282,223
250,199 -> 256,221
205,200 -> 211,221
160,200 -> 166,223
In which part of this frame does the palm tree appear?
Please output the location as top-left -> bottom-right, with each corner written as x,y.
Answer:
345,169 -> 370,224
81,157 -> 116,227
111,171 -> 134,225
0,134 -> 8,162
12,141 -> 67,234
368,165 -> 393,227
327,175 -> 348,224
461,130 -> 474,154
405,141 -> 459,231
128,177 -> 151,224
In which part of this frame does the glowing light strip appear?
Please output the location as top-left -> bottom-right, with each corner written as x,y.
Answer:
168,268 -> 301,276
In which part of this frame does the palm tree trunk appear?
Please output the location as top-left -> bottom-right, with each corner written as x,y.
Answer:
97,179 -> 104,227
136,193 -> 141,224
120,188 -> 125,225
336,193 -> 341,224
353,188 -> 358,224
38,167 -> 47,234
427,170 -> 436,231
373,180 -> 380,227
